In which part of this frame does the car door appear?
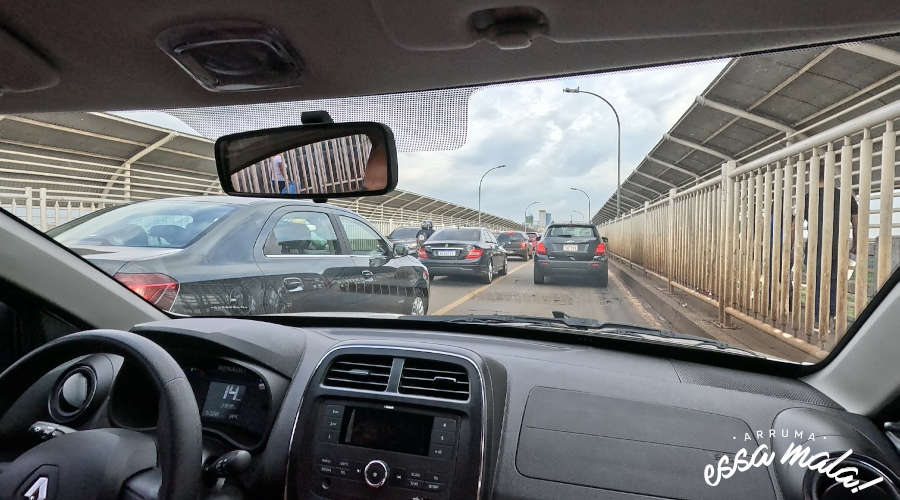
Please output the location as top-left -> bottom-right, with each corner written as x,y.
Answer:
483,230 -> 504,269
336,215 -> 415,313
253,208 -> 349,314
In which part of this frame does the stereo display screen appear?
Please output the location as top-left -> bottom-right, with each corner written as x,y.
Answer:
342,407 -> 434,456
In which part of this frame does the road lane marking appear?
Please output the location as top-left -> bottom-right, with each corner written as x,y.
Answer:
608,268 -> 663,329
432,261 -> 530,315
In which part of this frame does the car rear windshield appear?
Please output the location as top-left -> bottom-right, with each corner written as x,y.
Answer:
389,227 -> 419,239
431,229 -> 480,241
497,232 -> 526,243
546,226 -> 597,238
52,201 -> 235,248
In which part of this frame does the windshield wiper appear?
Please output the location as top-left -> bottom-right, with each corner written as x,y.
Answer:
404,311 -> 762,358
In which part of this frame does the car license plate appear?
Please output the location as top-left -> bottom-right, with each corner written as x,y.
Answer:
435,249 -> 456,256
563,244 -> 578,252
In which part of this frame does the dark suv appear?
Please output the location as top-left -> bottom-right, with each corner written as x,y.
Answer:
496,231 -> 533,260
417,227 -> 508,283
534,223 -> 607,286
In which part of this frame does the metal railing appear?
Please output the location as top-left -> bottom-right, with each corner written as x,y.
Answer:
0,185 -> 516,234
601,101 -> 900,351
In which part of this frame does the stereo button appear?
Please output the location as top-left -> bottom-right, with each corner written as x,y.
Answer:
429,444 -> 454,459
424,482 -> 443,492
433,417 -> 456,431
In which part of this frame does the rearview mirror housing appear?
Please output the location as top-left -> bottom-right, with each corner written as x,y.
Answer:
214,122 -> 398,200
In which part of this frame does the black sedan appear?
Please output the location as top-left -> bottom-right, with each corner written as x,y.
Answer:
496,230 -> 534,260
534,223 -> 608,287
417,227 -> 508,283
48,196 -> 430,315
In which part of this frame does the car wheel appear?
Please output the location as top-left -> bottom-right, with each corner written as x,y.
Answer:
498,258 -> 508,276
407,294 -> 427,315
482,260 -> 494,284
534,266 -> 544,284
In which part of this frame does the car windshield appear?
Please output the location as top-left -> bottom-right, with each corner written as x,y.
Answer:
431,229 -> 480,241
546,226 -> 596,238
7,36 -> 900,364
497,233 -> 525,243
50,201 -> 235,249
389,228 -> 419,239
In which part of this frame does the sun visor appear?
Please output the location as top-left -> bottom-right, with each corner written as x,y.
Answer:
0,28 -> 59,94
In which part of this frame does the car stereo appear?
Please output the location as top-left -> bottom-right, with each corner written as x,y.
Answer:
311,400 -> 459,498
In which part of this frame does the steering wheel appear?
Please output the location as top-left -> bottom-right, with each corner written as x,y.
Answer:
0,330 -> 202,500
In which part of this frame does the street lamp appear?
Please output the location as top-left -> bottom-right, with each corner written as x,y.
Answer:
563,86 -> 621,218
477,164 -> 506,226
570,187 -> 590,223
524,201 -> 540,231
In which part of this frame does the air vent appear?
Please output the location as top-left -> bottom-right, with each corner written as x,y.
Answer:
804,453 -> 900,499
399,358 -> 470,401
323,354 -> 392,391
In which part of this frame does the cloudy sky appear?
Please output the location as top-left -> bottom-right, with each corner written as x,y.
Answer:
396,58 -> 729,223
118,58 -> 729,223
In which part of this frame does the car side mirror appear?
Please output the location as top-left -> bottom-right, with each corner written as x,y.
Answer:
215,121 -> 398,200
392,242 -> 410,257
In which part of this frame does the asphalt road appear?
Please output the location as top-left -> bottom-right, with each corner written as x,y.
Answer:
427,258 -> 662,328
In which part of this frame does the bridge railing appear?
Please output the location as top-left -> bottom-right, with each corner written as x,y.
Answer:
601,101 -> 900,352
0,185 -> 516,234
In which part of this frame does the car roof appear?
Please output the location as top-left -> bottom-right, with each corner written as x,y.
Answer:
129,196 -> 359,215
2,2 -> 895,113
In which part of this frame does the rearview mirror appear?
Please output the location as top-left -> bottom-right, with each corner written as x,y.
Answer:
215,122 -> 398,199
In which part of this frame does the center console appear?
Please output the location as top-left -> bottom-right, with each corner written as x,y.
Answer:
287,346 -> 486,500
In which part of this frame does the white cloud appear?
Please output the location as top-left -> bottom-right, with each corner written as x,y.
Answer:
397,58 -> 729,223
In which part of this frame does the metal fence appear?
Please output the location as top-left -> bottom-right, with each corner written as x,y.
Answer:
0,184 -> 516,234
601,101 -> 900,351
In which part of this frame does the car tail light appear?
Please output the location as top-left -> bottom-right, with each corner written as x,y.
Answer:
417,247 -> 427,259
114,273 -> 180,311
595,242 -> 606,255
535,242 -> 547,255
520,241 -> 527,249
465,247 -> 483,260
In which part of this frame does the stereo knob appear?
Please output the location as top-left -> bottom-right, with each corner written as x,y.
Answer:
364,460 -> 389,488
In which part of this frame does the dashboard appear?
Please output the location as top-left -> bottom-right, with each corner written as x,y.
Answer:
10,317 -> 900,500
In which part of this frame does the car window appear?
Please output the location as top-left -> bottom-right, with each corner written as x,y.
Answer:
431,229 -> 480,241
389,227 -> 418,239
263,211 -> 339,256
547,226 -> 597,238
51,201 -> 234,249
338,216 -> 389,256
497,232 -> 525,243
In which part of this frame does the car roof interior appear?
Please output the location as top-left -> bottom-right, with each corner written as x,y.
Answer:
1,0 -> 899,113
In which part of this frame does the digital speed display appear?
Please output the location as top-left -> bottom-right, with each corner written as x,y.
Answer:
184,361 -> 271,446
201,381 -> 247,422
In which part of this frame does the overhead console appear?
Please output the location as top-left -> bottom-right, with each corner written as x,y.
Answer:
287,346 -> 487,500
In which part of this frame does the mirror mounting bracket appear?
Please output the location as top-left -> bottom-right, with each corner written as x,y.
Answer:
301,111 -> 333,124
312,196 -> 328,203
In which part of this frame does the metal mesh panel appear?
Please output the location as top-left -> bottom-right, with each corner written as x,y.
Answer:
159,87 -> 476,152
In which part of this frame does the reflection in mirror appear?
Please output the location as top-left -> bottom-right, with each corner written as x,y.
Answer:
229,133 -> 388,195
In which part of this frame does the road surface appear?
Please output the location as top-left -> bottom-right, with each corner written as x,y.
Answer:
427,258 -> 662,328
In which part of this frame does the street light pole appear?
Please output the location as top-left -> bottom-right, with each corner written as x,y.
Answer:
477,164 -> 506,226
569,187 -> 590,223
563,87 -> 621,218
524,201 -> 540,231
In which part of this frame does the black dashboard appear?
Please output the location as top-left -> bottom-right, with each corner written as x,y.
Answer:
10,317 -> 900,500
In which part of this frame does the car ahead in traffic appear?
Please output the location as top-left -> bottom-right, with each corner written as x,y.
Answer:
48,196 -> 430,316
526,231 -> 540,242
497,230 -> 534,260
534,223 -> 608,287
417,227 -> 508,283
387,226 -> 420,251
